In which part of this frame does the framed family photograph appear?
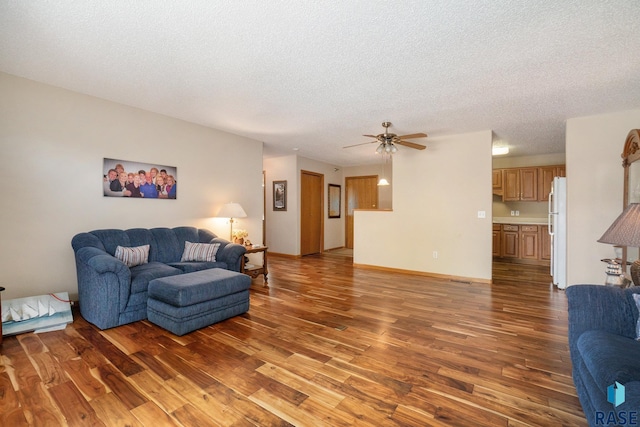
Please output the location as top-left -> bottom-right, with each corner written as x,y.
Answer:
103,158 -> 177,200
273,180 -> 287,211
328,184 -> 341,218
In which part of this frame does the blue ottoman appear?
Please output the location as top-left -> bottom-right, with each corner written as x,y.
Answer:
147,268 -> 251,336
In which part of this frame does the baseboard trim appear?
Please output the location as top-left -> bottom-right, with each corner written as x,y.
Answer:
353,262 -> 491,285
268,252 -> 301,259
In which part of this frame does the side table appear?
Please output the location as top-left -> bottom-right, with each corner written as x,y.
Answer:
241,245 -> 268,286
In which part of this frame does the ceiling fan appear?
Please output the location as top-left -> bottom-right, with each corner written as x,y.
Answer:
344,121 -> 428,153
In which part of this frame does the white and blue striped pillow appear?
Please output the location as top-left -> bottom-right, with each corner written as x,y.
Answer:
114,244 -> 150,267
181,241 -> 220,262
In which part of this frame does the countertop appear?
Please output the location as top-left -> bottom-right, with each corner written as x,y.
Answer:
493,217 -> 547,225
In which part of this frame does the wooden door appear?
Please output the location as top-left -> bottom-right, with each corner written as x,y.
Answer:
345,176 -> 378,249
301,170 -> 323,256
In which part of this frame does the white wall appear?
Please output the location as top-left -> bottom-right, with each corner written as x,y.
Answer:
566,109 -> 640,286
264,154 -> 345,255
264,155 -> 299,255
354,130 -> 493,281
492,153 -> 566,169
0,73 -> 264,300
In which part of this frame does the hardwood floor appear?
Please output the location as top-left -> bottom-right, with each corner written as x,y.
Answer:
0,255 -> 586,426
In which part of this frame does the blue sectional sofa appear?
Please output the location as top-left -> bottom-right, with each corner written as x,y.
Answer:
71,226 -> 246,330
567,284 -> 640,426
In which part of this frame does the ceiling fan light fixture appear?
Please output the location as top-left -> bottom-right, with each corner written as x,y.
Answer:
376,144 -> 384,154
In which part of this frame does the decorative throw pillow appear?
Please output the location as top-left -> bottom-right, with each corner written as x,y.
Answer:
634,293 -> 640,340
114,244 -> 150,267
181,241 -> 220,262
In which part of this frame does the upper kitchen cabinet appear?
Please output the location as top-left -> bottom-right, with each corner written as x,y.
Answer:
496,164 -> 565,202
503,167 -> 538,201
538,165 -> 566,201
492,169 -> 503,196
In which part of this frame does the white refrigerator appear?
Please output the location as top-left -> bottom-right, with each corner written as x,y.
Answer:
548,177 -> 567,289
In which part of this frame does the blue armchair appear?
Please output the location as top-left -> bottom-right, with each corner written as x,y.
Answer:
567,284 -> 640,426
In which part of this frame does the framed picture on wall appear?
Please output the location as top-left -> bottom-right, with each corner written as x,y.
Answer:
103,158 -> 177,199
273,180 -> 287,211
328,184 -> 341,218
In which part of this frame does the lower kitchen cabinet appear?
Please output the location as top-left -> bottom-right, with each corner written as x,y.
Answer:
501,225 -> 519,258
493,223 -> 549,265
520,225 -> 539,260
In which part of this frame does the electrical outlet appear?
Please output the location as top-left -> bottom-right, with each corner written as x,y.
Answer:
511,210 -> 515,216
515,210 -> 520,216
477,210 -> 486,218
433,251 -> 438,259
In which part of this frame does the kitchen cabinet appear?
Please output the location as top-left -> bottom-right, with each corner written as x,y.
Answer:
492,169 -> 503,196
493,223 -> 550,266
501,224 -> 519,258
494,164 -> 564,202
520,225 -> 539,260
503,168 -> 538,201
492,224 -> 501,256
540,225 -> 551,260
538,165 -> 566,201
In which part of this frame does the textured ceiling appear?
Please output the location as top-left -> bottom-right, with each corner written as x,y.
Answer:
1,1 -> 639,166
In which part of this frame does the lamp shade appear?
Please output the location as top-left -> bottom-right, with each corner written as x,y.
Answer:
598,203 -> 640,247
216,202 -> 247,219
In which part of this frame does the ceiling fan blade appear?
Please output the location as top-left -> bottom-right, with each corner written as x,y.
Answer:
343,141 -> 376,149
362,134 -> 379,138
396,140 -> 426,150
397,132 -> 428,139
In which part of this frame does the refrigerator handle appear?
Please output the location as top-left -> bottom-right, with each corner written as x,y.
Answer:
548,186 -> 554,235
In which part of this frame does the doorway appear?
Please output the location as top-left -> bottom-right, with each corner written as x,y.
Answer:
301,170 -> 323,256
345,175 -> 379,249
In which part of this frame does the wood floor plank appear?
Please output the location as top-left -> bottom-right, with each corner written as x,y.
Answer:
96,363 -> 147,410
130,401 -> 182,427
76,326 -> 144,377
48,380 -> 104,426
0,256 -> 587,426
61,358 -> 107,400
89,392 -> 144,427
28,351 -> 68,388
0,371 -> 27,426
17,382 -> 66,425
171,403 -> 223,427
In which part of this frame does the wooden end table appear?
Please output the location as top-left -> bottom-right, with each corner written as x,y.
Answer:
241,246 -> 268,286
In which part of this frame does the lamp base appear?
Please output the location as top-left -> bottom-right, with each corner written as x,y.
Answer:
630,259 -> 640,287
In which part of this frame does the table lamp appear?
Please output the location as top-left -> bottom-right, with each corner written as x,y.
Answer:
216,202 -> 247,241
598,203 -> 640,285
